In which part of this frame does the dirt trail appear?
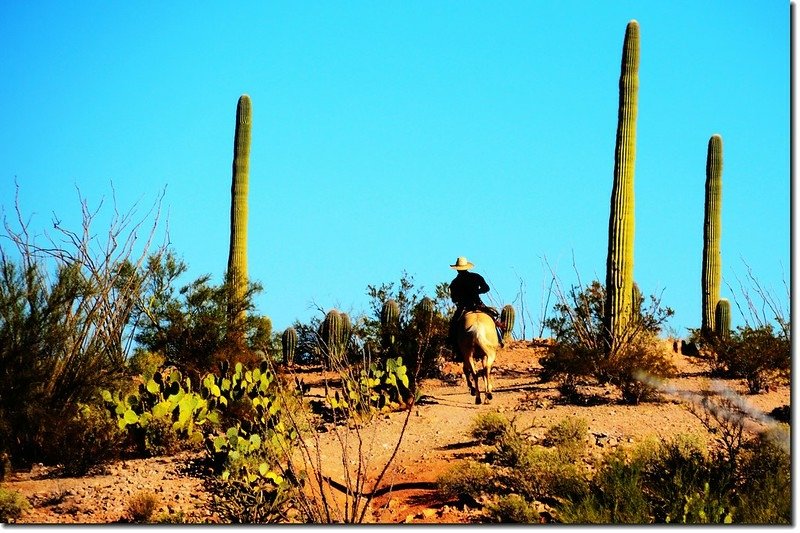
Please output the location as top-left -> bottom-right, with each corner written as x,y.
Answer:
3,340 -> 789,524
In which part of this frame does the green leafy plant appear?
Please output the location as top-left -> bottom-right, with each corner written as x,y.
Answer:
436,460 -> 495,505
487,494 -> 539,523
0,187 -> 165,469
713,324 -> 790,393
101,367 -> 213,456
0,488 -> 30,523
470,412 -> 512,445
541,280 -> 674,403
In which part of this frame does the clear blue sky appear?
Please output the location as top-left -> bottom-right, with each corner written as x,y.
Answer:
0,1 -> 790,338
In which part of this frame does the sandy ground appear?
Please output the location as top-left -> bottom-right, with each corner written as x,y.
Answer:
3,339 -> 789,524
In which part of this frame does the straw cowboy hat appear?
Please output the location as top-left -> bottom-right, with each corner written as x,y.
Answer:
450,256 -> 475,270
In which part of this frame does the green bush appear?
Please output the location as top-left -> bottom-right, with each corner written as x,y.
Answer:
487,494 -> 539,523
470,412 -> 512,445
0,257 -> 131,468
0,488 -> 30,523
131,252 -> 269,376
714,325 -> 790,394
47,403 -> 126,476
542,416 -> 588,461
559,448 -> 650,524
437,460 -> 495,504
734,428 -> 791,524
541,280 -> 674,404
636,434 -> 731,524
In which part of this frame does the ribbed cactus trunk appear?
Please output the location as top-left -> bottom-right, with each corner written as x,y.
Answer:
380,299 -> 400,355
281,327 -> 297,366
500,304 -> 515,343
227,94 -> 252,327
603,20 -> 640,354
701,134 -> 723,338
714,298 -> 730,340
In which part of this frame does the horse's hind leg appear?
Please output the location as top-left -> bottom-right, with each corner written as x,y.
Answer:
462,357 -> 477,397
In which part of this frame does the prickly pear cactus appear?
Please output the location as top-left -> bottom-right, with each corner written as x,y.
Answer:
281,327 -> 297,366
702,134 -> 723,337
603,20 -> 640,353
500,304 -> 515,343
227,94 -> 251,322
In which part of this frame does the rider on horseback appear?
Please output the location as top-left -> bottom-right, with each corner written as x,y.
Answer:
448,257 -> 505,353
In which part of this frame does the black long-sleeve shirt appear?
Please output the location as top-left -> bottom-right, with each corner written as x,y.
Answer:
449,270 -> 490,309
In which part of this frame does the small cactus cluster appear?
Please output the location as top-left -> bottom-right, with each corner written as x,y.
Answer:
500,304 -> 515,343
319,309 -> 352,364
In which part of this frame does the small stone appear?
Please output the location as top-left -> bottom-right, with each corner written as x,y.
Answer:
422,508 -> 437,518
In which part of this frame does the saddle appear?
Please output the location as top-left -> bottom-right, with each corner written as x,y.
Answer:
456,304 -> 503,330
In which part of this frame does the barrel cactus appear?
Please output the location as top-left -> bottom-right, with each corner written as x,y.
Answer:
380,299 -> 401,350
319,310 -> 350,364
227,94 -> 252,323
714,298 -> 730,340
281,327 -> 297,366
701,134 -> 723,338
603,20 -> 640,353
500,304 -> 515,343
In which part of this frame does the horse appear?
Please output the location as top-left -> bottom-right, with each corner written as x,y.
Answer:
456,310 -> 500,404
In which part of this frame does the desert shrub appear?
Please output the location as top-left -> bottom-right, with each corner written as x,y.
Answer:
127,349 -> 166,380
542,416 -> 589,461
131,251 -> 269,377
0,453 -> 10,481
0,488 -> 30,523
496,446 -> 588,504
559,448 -> 650,524
0,191 -> 165,470
209,476 -> 290,524
127,491 -> 160,523
602,332 -> 676,404
365,273 -> 452,383
470,412 -> 513,445
714,325 -> 790,394
635,434 -> 731,524
487,494 -> 539,523
152,510 -> 189,524
46,403 -> 126,476
541,280 -> 674,404
734,427 -> 791,524
437,460 -> 495,504
488,430 -> 588,503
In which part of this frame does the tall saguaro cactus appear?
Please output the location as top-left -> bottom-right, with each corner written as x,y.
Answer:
701,134 -> 723,337
603,20 -> 640,353
227,94 -> 252,324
